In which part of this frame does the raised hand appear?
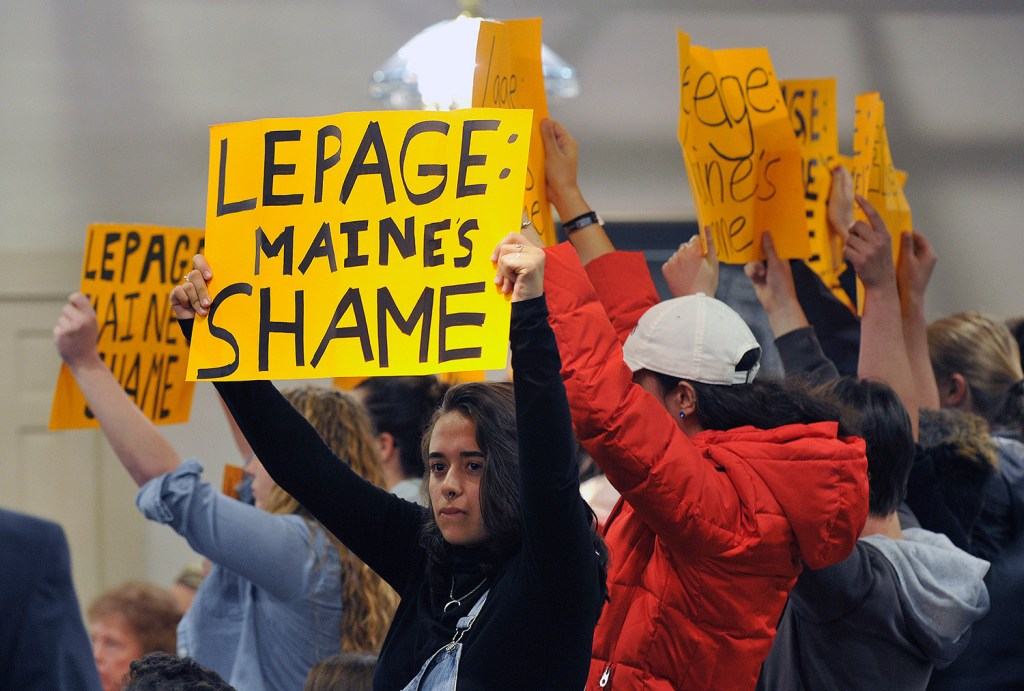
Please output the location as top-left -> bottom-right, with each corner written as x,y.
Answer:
843,196 -> 895,289
827,164 -> 855,240
491,233 -> 546,303
540,118 -> 580,211
744,233 -> 809,337
896,231 -> 937,302
170,254 -> 214,318
662,226 -> 719,298
53,292 -> 103,371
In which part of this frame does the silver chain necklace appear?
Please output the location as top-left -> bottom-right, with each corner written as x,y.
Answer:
443,576 -> 487,612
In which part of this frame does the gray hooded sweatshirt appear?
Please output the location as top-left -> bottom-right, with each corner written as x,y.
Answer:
758,528 -> 990,691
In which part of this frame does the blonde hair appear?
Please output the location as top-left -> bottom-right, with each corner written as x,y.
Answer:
928,311 -> 1024,433
267,386 -> 399,653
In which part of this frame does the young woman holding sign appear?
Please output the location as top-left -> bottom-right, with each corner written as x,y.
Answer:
54,292 -> 397,691
171,233 -> 608,690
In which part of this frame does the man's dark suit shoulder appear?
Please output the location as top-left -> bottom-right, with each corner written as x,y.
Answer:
0,507 -> 102,690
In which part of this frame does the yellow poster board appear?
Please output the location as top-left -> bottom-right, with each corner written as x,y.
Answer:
852,93 -> 912,243
50,223 -> 204,429
677,31 -> 808,263
473,18 -> 554,244
780,77 -> 854,311
187,109 -> 532,381
851,92 -> 913,312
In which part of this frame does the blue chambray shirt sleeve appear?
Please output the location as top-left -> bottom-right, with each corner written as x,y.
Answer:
135,459 -> 324,601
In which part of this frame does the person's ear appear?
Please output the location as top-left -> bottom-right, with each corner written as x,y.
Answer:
377,431 -> 396,460
670,381 -> 698,419
675,380 -> 700,419
939,373 -> 969,408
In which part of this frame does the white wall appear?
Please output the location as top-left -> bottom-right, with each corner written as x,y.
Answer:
2,0 -> 1022,588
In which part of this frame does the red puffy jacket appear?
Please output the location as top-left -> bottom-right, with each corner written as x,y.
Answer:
543,245 -> 869,690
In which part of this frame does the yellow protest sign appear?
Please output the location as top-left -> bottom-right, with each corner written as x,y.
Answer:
677,31 -> 808,263
780,77 -> 854,311
853,94 -> 912,241
187,109 -> 532,381
50,223 -> 203,429
473,18 -> 554,244
851,92 -> 913,312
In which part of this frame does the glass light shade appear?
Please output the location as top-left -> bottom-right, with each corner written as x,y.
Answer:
369,15 -> 579,110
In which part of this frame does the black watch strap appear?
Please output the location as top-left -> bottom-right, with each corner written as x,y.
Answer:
562,211 -> 603,234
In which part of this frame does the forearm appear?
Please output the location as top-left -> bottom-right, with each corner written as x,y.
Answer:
178,318 -> 426,588
66,358 -> 180,486
859,281 -> 919,437
551,186 -> 613,265
511,297 -> 578,496
901,291 -> 940,410
764,299 -> 811,339
512,296 -> 598,584
774,327 -> 841,385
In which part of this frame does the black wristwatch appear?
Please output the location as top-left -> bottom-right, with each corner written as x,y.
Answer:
562,210 -> 603,234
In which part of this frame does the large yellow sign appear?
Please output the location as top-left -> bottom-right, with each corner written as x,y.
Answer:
677,32 -> 808,263
187,109 -> 532,381
50,223 -> 203,429
473,18 -> 554,244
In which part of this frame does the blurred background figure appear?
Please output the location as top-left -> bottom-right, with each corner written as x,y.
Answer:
928,311 -> 1024,560
86,581 -> 180,691
0,507 -> 101,691
353,376 -> 449,505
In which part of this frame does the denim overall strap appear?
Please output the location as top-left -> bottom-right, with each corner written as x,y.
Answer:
400,590 -> 490,691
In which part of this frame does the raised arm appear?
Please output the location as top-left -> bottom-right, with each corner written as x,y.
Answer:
745,234 -> 841,385
53,293 -> 180,486
542,118 -> 613,265
845,196 -> 919,438
896,231 -> 940,411
745,233 -> 811,339
493,234 -> 601,586
171,261 -> 428,590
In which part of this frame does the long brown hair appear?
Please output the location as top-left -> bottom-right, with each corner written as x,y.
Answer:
269,386 -> 399,653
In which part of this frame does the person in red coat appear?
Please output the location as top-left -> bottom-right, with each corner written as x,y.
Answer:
528,119 -> 870,690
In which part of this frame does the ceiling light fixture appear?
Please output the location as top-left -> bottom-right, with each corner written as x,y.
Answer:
368,0 -> 579,110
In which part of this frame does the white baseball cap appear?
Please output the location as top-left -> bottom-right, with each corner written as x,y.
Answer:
622,293 -> 761,385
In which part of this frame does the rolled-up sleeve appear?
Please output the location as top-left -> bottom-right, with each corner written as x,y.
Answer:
136,460 -> 323,601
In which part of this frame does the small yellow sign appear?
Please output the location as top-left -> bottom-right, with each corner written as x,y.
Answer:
851,92 -> 913,313
780,78 -> 848,291
50,223 -> 204,429
473,18 -> 554,244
